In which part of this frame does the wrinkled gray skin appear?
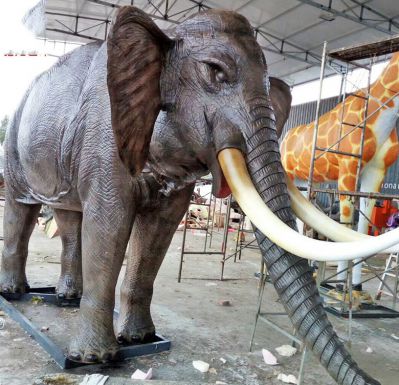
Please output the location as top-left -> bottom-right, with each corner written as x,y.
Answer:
0,7 -> 379,384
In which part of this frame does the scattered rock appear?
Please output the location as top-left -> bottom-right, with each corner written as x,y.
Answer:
193,360 -> 210,373
276,344 -> 297,357
366,347 -> 373,353
205,282 -> 217,287
31,296 -> 44,305
219,357 -> 227,364
262,348 -> 279,365
131,368 -> 153,380
215,381 -> 227,384
391,333 -> 399,340
0,310 -> 5,316
41,326 -> 49,332
209,368 -> 217,374
79,374 -> 109,385
218,300 -> 231,306
277,373 -> 298,384
36,374 -> 76,385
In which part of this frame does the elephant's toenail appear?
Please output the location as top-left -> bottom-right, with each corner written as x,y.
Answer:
68,352 -> 82,362
85,354 -> 99,363
131,335 -> 142,343
102,352 -> 113,362
116,334 -> 125,344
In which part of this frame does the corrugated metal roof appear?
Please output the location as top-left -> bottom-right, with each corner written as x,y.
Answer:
42,0 -> 399,86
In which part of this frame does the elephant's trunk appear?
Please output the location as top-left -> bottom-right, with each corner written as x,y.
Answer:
241,104 -> 379,385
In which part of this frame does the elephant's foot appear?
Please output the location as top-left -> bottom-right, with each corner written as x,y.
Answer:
0,271 -> 29,294
116,307 -> 156,344
68,317 -> 117,363
56,273 -> 82,299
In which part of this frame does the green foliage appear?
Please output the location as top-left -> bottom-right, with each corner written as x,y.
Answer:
0,115 -> 9,145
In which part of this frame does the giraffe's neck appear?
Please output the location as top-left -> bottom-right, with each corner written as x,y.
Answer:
371,52 -> 399,94
367,53 -> 399,147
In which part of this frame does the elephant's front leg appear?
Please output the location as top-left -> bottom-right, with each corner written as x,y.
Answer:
69,201 -> 134,363
117,184 -> 194,344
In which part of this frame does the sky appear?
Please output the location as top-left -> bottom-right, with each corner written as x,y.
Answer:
0,1 -> 77,119
0,1 -> 391,120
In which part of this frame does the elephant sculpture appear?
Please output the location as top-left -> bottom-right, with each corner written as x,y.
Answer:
1,6 -> 398,384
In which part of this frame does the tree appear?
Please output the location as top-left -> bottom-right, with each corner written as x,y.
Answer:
0,115 -> 9,145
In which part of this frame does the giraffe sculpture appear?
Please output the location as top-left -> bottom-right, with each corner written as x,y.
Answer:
280,52 -> 399,299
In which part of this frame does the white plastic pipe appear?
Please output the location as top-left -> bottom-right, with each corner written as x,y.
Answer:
218,148 -> 399,262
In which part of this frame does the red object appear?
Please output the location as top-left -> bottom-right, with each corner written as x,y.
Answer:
368,200 -> 398,235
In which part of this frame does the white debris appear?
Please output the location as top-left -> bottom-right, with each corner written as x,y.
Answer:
215,382 -> 227,385
79,374 -> 109,385
391,333 -> 399,340
209,368 -> 217,374
262,348 -> 279,365
131,368 -> 153,380
205,282 -> 217,287
219,357 -> 227,364
130,368 -> 152,380
277,373 -> 298,384
275,345 -> 297,357
193,360 -> 210,373
366,347 -> 373,353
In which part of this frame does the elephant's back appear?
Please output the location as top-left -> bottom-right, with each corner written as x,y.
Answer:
13,42 -> 101,202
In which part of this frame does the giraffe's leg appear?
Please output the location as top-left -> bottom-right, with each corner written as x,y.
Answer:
352,153 -> 390,302
336,159 -> 357,291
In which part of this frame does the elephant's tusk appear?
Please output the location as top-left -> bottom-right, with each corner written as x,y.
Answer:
217,148 -> 399,261
286,177 -> 399,253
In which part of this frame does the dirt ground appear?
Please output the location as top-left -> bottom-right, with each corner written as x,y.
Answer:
0,205 -> 398,385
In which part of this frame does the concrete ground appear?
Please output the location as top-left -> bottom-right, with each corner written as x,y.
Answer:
0,205 -> 398,385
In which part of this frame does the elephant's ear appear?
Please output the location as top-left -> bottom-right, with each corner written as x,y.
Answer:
107,6 -> 172,176
269,77 -> 292,139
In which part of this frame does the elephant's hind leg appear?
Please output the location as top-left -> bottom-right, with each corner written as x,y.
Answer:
0,195 -> 41,293
117,184 -> 193,344
53,209 -> 82,299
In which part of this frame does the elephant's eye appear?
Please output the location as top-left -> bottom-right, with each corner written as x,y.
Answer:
207,63 -> 228,84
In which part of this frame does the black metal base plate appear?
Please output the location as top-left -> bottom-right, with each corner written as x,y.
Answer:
324,303 -> 399,319
0,290 -> 171,369
1,286 -> 80,307
319,283 -> 399,319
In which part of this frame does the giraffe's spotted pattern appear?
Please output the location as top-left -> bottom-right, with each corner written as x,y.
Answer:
281,53 -> 399,223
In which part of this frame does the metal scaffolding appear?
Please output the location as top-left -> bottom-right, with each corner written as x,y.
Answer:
177,179 -> 233,282
305,38 -> 399,332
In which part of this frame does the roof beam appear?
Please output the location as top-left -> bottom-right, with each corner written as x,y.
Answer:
46,28 -> 102,41
349,0 -> 399,30
297,0 -> 398,35
86,0 -> 179,24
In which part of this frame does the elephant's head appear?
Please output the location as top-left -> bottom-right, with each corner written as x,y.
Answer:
107,6 -> 391,385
